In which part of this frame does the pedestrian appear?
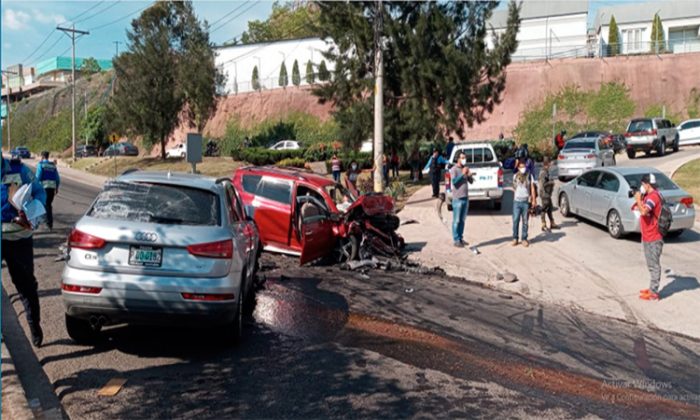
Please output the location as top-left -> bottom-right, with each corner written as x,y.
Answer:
511,160 -> 537,247
2,156 -> 47,347
410,149 -> 420,182
423,149 -> 448,198
36,151 -> 60,231
331,154 -> 342,183
390,150 -> 400,178
450,151 -> 472,247
514,143 -> 530,172
538,157 -> 559,231
346,160 -> 361,194
634,174 -> 665,301
382,153 -> 390,186
554,130 -> 566,152
445,137 -> 455,161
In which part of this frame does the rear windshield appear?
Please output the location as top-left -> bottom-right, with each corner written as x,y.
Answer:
623,172 -> 679,191
452,147 -> 495,164
627,120 -> 653,132
564,141 -> 595,150
88,181 -> 220,225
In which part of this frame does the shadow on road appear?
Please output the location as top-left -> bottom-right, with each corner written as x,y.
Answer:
660,275 -> 700,299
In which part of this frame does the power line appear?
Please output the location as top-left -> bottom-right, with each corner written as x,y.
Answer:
209,1 -> 250,29
211,1 -> 259,34
73,1 -> 121,25
33,35 -> 67,65
61,1 -> 106,25
21,30 -> 58,64
87,3 -> 151,32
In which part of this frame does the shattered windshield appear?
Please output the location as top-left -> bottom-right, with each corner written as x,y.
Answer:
325,183 -> 357,213
88,181 -> 220,226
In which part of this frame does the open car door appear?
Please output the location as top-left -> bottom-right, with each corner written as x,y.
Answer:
298,195 -> 337,265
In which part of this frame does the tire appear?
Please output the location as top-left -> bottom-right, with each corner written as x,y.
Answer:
657,139 -> 666,156
65,314 -> 101,344
673,136 -> 679,153
627,150 -> 636,159
338,235 -> 359,262
607,209 -> 625,239
559,193 -> 571,217
494,200 -> 502,211
220,292 -> 243,345
666,229 -> 684,238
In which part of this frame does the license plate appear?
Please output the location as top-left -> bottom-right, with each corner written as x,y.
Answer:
128,246 -> 162,267
470,191 -> 486,196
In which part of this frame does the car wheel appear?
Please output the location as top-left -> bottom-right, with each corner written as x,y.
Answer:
65,314 -> 101,344
494,200 -> 502,211
558,176 -> 568,183
657,140 -> 666,156
627,150 -> 636,159
220,292 -> 243,345
338,235 -> 359,262
607,209 -> 624,239
673,136 -> 679,152
559,193 -> 571,217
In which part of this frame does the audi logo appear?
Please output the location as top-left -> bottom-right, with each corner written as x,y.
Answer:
135,232 -> 158,242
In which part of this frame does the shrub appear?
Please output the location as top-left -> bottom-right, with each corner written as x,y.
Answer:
276,157 -> 306,168
385,180 -> 406,201
237,147 -> 305,165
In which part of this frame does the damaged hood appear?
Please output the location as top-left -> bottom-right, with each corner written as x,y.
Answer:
345,193 -> 394,216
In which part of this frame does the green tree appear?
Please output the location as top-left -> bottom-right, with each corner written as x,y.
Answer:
241,2 -> 321,44
81,105 -> 107,146
608,15 -> 620,56
314,1 -> 521,149
291,59 -> 301,86
80,57 -> 101,77
650,13 -> 666,53
317,60 -> 329,82
305,60 -> 315,84
109,1 -> 218,159
252,65 -> 260,91
279,61 -> 288,87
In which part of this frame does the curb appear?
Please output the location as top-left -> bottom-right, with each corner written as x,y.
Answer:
1,340 -> 35,420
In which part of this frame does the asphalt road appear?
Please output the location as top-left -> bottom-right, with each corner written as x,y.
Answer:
2,166 -> 700,419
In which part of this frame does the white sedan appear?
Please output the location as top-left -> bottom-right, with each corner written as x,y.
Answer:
166,143 -> 186,158
268,140 -> 301,150
677,119 -> 700,146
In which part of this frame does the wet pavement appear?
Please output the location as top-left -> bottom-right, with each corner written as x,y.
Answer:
2,175 -> 700,419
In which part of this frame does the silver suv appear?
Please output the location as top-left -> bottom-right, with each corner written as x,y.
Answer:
624,118 -> 679,158
61,171 -> 260,345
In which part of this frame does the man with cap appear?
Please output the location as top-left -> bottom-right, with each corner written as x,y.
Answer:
35,151 -> 60,230
2,155 -> 47,346
633,173 -> 664,301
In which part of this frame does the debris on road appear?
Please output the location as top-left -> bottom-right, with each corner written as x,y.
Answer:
97,378 -> 127,397
54,244 -> 68,262
342,256 -> 444,276
400,219 -> 418,226
496,272 -> 518,283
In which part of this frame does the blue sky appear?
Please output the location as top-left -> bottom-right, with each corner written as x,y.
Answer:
2,0 -> 649,69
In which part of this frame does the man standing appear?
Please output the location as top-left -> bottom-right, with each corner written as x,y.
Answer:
424,149 -> 448,198
445,137 -> 455,161
634,174 -> 664,301
554,130 -> 567,152
450,151 -> 471,247
36,151 -> 60,230
512,160 -> 536,247
538,157 -> 559,231
2,156 -> 47,346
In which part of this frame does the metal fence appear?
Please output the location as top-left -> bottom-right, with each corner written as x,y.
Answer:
510,39 -> 700,62
223,72 -> 330,96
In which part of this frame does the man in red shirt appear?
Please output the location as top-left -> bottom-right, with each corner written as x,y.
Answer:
633,173 -> 663,300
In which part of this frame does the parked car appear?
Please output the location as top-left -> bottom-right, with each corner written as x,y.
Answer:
677,119 -> 700,146
76,145 -> 98,158
10,146 -> 31,159
103,142 -> 139,157
61,171 -> 260,344
166,143 -> 186,158
569,131 -> 626,154
232,166 -> 401,264
444,142 -> 504,211
624,118 -> 679,158
268,140 -> 301,150
558,167 -> 694,239
557,137 -> 616,182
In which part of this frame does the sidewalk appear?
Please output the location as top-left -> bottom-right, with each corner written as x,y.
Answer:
2,340 -> 35,420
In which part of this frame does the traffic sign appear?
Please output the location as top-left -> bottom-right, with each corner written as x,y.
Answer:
109,133 -> 119,143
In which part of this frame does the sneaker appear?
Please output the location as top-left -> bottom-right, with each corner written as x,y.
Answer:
511,240 -> 519,246
30,324 -> 43,348
640,292 -> 660,301
522,240 -> 530,248
550,223 -> 560,230
453,241 -> 464,248
460,240 -> 469,247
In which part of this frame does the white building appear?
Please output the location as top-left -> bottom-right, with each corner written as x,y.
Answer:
595,1 -> 700,55
487,1 -> 590,61
215,37 -> 335,95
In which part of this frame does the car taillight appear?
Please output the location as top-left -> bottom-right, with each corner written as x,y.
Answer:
650,129 -> 657,135
444,171 -> 451,188
681,197 -> 694,208
585,154 -> 596,159
558,154 -> 566,160
69,229 -> 106,249
62,284 -> 102,294
181,292 -> 235,301
497,167 -> 503,187
187,239 -> 233,259
624,132 -> 632,137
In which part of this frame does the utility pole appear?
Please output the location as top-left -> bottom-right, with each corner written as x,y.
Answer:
113,40 -> 121,58
1,70 -> 17,152
57,24 -> 89,161
84,90 -> 88,146
373,0 -> 384,193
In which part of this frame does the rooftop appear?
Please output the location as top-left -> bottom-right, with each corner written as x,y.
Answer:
594,1 -> 700,29
489,0 -> 589,29
35,56 -> 113,77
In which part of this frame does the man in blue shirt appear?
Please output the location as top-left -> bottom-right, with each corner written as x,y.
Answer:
2,156 -> 47,347
35,151 -> 60,230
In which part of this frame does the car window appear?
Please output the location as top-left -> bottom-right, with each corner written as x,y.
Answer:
224,184 -> 242,223
259,178 -> 292,204
628,120 -> 652,132
297,185 -> 328,211
88,181 -> 220,226
473,148 -> 484,163
624,172 -> 679,191
453,148 -> 474,164
241,175 -> 262,194
577,171 -> 600,187
324,183 -> 356,212
564,141 -> 595,150
598,173 -> 620,192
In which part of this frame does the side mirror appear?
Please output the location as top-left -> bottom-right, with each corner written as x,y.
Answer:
244,205 -> 255,221
628,189 -> 635,199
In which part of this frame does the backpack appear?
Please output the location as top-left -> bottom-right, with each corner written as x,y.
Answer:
657,192 -> 673,237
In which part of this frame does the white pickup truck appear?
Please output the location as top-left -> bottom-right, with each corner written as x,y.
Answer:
444,143 -> 504,211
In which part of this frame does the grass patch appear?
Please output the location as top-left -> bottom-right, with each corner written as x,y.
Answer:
672,158 -> 700,202
75,156 -> 244,178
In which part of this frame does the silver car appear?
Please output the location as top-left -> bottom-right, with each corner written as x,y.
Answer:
558,167 -> 695,239
557,137 -> 616,181
62,171 -> 260,344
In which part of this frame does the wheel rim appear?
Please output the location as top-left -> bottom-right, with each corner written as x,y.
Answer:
560,195 -> 568,215
609,212 -> 620,235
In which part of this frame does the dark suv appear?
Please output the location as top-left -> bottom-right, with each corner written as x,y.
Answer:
76,145 -> 98,158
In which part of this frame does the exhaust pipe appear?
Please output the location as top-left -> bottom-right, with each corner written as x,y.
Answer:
89,315 -> 107,329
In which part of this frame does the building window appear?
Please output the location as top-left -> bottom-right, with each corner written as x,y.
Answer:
669,26 -> 700,53
622,28 -> 645,53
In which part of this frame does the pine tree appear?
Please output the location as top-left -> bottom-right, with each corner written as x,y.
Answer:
252,65 -> 260,91
292,59 -> 301,86
279,61 -> 288,87
608,15 -> 620,56
318,60 -> 329,81
650,13 -> 665,53
305,60 -> 315,84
